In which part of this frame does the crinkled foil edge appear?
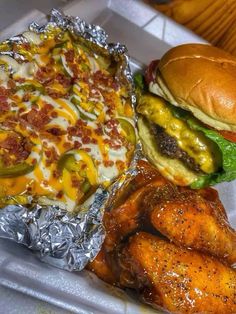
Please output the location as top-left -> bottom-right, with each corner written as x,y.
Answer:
0,9 -> 138,271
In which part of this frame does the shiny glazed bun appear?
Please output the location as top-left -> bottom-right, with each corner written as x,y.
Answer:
148,43 -> 236,131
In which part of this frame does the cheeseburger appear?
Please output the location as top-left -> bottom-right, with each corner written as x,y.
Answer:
137,44 -> 236,188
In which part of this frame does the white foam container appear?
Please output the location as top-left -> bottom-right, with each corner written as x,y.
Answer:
0,1 -> 235,313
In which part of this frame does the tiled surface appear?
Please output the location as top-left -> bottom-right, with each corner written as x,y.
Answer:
64,0 -> 108,23
109,0 -> 157,27
0,0 -> 68,31
92,8 -> 171,65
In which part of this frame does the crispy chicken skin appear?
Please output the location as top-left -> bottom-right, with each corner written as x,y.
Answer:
119,232 -> 236,314
149,190 -> 236,266
87,161 -> 236,313
103,177 -> 174,253
86,248 -> 116,285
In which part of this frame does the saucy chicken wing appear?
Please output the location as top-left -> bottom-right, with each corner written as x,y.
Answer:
87,161 -> 236,313
149,190 -> 236,266
118,232 -> 236,314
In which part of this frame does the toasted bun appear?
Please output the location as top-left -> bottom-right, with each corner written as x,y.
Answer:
148,44 -> 236,131
138,117 -> 199,186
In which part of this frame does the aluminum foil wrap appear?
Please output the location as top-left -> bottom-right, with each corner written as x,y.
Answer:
0,9 -> 137,271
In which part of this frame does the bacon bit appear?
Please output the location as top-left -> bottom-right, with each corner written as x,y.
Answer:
68,126 -> 82,137
91,138 -> 97,144
67,119 -> 91,138
30,132 -> 38,139
63,141 -> 73,150
0,87 -> 9,97
106,107 -> 115,117
45,88 -> 65,99
21,104 -> 53,129
0,96 -> 10,112
71,176 -> 81,188
27,186 -> 32,192
112,144 -> 122,150
45,146 -> 59,166
44,103 -> 54,111
46,127 -> 66,136
71,64 -> 79,77
80,71 -> 90,83
73,141 -> 82,149
108,127 -> 121,138
92,70 -> 117,90
95,128 -> 103,136
18,107 -> 25,114
22,108 -> 50,129
89,88 -> 101,98
55,73 -> 72,88
76,119 -> 88,127
95,124 -> 103,135
22,92 -> 31,102
65,50 -> 75,63
0,133 -> 32,166
82,136 -> 91,144
111,80 -> 120,91
32,158 -> 37,165
104,160 -> 114,167
15,77 -> 26,84
53,169 -> 61,179
44,150 -> 51,158
1,116 -> 18,129
56,190 -> 63,198
7,79 -> 16,91
104,139 -> 110,145
104,138 -> 122,150
81,163 -> 87,170
50,111 -> 58,119
83,147 -> 91,152
35,67 -> 54,84
106,119 -> 119,129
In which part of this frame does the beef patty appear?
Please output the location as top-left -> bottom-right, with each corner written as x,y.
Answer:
150,123 -> 202,173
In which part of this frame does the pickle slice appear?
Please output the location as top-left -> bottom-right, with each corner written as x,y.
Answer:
0,162 -> 34,178
118,118 -> 136,145
58,149 -> 98,202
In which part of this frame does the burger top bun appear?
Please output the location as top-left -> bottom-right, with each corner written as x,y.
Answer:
149,44 -> 236,132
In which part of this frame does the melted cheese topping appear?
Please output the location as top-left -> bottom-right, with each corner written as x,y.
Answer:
0,30 -> 135,211
137,94 -> 221,174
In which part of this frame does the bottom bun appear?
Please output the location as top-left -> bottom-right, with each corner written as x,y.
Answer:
137,117 -> 199,186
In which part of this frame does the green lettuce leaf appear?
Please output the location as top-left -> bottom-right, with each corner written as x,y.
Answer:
133,72 -> 145,91
186,118 -> 236,188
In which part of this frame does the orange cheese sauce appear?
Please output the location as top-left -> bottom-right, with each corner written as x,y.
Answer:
0,30 -> 135,211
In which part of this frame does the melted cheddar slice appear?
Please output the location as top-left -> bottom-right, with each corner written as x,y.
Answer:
137,94 -> 221,174
0,30 -> 135,211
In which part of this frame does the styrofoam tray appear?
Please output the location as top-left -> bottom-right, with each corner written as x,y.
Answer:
0,1 -> 235,313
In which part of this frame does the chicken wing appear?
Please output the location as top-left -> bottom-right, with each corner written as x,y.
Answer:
149,189 -> 236,266
104,176 -> 174,252
86,247 -> 116,285
118,232 -> 236,314
87,160 -> 236,313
